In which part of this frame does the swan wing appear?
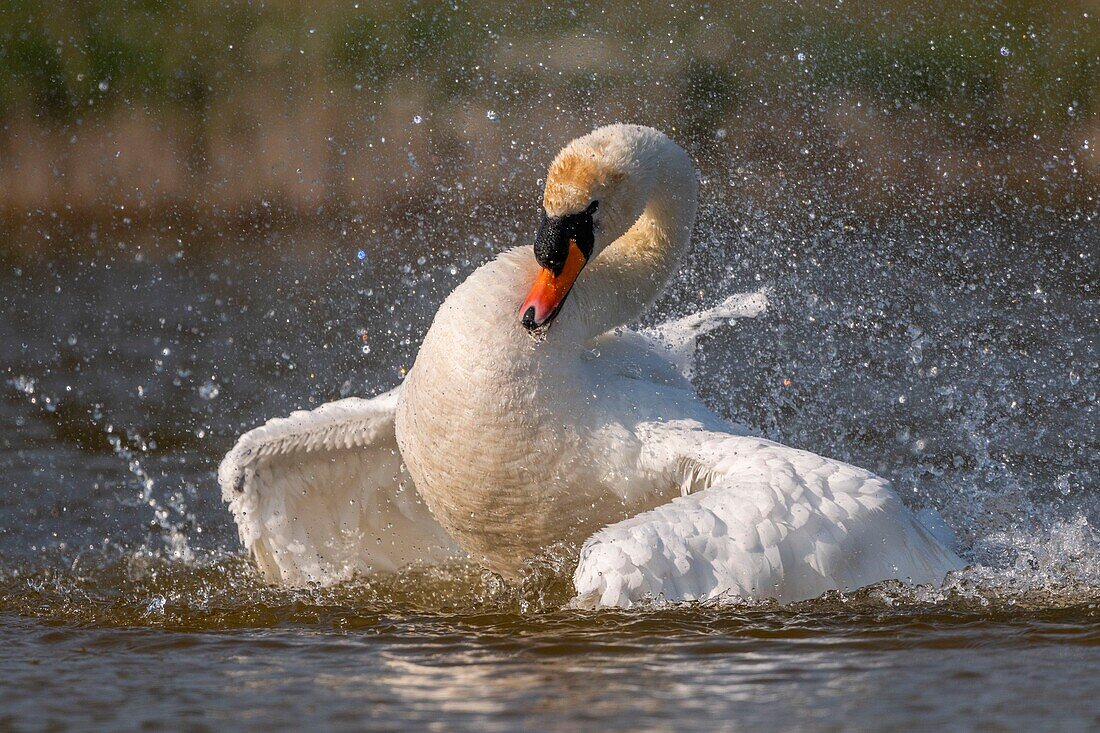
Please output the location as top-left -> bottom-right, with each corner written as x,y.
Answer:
574,420 -> 964,607
640,289 -> 769,379
219,387 -> 461,585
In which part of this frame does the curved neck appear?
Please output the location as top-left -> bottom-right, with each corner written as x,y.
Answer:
569,150 -> 698,341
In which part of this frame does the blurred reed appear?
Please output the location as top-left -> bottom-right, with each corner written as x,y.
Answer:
0,0 -> 1096,248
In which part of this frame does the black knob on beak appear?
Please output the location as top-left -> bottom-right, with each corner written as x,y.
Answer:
534,201 -> 598,275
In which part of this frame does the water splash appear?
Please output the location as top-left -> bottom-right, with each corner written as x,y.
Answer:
7,375 -> 196,563
643,288 -> 770,378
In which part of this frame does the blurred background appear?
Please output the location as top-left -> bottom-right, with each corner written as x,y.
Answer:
1,0 -> 1096,248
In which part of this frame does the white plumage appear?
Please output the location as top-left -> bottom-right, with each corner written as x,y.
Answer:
574,427 -> 963,607
220,124 -> 963,605
219,388 -> 461,585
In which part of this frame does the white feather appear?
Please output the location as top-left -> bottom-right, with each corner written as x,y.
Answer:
218,387 -> 462,585
574,425 -> 964,608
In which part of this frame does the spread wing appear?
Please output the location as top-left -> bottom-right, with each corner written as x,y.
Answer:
219,387 -> 462,585
573,421 -> 964,608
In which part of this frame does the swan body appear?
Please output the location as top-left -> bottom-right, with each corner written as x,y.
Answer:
220,124 -> 963,605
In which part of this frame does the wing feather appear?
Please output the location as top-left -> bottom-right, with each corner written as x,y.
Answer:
574,424 -> 963,607
219,387 -> 461,585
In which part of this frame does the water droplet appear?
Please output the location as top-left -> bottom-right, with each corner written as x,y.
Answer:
1000,46 -> 1010,56
97,80 -> 109,92
486,110 -> 499,121
413,115 -> 423,124
357,249 -> 367,261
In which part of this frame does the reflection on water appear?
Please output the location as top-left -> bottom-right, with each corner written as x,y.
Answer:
2,598 -> 1099,731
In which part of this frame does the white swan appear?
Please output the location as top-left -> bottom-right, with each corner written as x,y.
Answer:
220,124 -> 963,607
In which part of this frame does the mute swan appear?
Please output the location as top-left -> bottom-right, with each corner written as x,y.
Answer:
220,124 -> 963,607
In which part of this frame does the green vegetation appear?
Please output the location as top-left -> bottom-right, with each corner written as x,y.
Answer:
0,0 -> 1095,224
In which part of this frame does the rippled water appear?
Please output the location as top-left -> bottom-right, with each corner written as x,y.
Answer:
1,199 -> 1097,730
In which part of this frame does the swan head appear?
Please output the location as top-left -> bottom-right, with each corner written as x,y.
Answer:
520,124 -> 658,331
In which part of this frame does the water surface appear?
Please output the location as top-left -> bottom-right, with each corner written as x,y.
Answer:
1,207 -> 1097,731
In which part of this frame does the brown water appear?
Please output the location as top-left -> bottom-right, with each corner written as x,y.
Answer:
3,568 -> 1100,732
3,556 -> 1100,731
1,205 -> 1097,730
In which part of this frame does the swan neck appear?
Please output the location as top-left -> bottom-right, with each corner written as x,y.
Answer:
576,152 -> 697,339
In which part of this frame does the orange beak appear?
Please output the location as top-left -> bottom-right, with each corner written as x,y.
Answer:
520,239 -> 588,331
